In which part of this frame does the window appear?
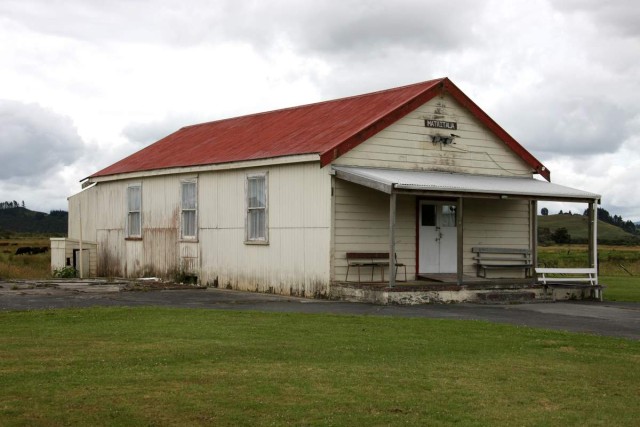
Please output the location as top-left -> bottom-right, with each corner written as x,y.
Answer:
127,184 -> 142,237
246,173 -> 268,243
181,180 -> 197,239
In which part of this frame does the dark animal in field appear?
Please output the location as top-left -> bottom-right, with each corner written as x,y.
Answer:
31,247 -> 49,254
15,247 -> 32,255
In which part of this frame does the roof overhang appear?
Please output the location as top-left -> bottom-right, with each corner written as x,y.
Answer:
332,166 -> 600,203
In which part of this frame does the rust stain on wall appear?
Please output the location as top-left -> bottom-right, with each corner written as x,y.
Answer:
143,228 -> 178,276
97,249 -> 121,277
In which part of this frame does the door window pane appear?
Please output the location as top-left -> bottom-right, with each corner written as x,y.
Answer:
421,205 -> 436,226
441,205 -> 457,227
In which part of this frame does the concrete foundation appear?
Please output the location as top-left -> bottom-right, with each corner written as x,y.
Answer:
330,282 -> 603,305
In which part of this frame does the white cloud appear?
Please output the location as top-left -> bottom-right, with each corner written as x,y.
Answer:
0,0 -> 638,223
0,100 -> 88,212
0,100 -> 85,181
551,0 -> 640,38
542,136 -> 640,221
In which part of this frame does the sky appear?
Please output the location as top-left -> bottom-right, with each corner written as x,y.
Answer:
1,0 -> 639,219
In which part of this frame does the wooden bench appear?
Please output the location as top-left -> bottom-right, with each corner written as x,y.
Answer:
345,252 -> 407,283
472,247 -> 532,278
535,268 -> 604,301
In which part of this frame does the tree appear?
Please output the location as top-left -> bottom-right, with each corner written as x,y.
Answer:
551,227 -> 571,244
538,227 -> 552,244
586,207 -> 639,235
541,207 -> 549,216
623,220 -> 637,235
586,207 -> 613,223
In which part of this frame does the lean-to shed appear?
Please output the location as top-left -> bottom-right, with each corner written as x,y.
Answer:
60,77 -> 600,297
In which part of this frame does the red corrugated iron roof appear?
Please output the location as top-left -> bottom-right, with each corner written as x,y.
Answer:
90,77 -> 550,181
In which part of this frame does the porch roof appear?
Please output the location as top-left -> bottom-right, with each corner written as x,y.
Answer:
332,166 -> 600,202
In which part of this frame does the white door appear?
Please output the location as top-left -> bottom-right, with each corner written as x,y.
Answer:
419,202 -> 457,274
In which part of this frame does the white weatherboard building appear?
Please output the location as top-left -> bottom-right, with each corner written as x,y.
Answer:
55,78 -> 600,301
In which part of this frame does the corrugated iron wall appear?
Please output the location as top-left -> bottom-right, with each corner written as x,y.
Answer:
198,163 -> 332,296
68,162 -> 332,295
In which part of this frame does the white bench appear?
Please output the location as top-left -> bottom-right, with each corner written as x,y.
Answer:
535,268 -> 604,301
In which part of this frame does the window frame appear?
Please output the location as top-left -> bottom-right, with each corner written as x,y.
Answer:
245,172 -> 269,244
180,178 -> 198,241
126,183 -> 142,239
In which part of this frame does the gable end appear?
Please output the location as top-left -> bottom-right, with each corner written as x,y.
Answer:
319,81 -> 443,167
321,78 -> 550,181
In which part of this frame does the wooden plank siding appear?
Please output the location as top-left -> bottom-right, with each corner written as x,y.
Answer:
332,185 -> 531,281
462,198 -> 532,277
333,93 -> 533,177
333,179 -> 416,282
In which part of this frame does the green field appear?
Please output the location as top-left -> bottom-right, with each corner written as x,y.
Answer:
538,245 -> 640,275
538,214 -> 639,244
0,237 -> 51,279
0,308 -> 638,426
599,276 -> 640,302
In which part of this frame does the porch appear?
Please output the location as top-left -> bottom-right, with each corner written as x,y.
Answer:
330,275 -> 601,305
331,166 -> 602,303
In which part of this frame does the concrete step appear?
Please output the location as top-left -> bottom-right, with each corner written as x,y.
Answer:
475,290 -> 552,304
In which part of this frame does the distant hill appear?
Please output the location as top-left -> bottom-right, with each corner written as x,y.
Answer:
539,214 -> 640,245
0,207 -> 67,235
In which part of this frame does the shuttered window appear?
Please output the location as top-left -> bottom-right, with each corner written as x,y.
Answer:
181,180 -> 197,239
246,173 -> 268,243
127,184 -> 142,238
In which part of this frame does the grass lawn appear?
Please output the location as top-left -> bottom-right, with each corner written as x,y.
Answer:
601,275 -> 640,302
0,308 -> 638,426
